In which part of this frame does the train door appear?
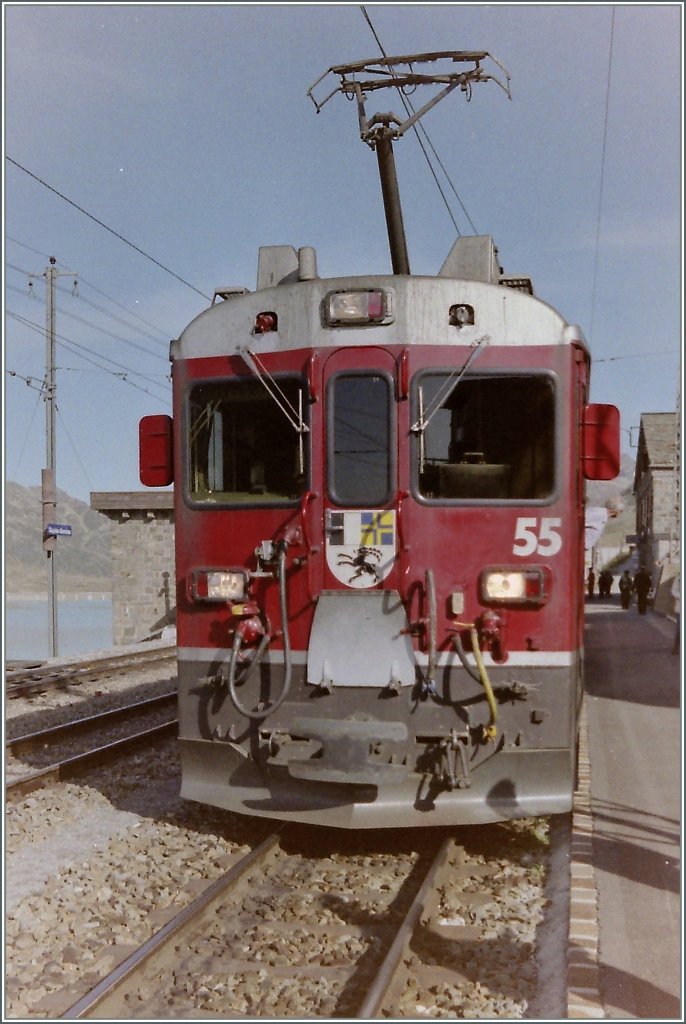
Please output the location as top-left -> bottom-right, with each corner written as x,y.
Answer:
306,346 -> 415,690
321,347 -> 399,592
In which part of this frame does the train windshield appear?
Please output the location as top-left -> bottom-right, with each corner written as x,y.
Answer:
415,373 -> 556,501
187,378 -> 308,505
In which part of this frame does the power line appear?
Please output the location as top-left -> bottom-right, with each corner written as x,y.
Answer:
6,369 -> 45,393
5,235 -> 51,261
589,7 -> 615,339
7,283 -> 168,364
56,404 -> 94,491
7,238 -> 175,338
7,260 -> 170,345
67,273 -> 173,340
7,310 -> 171,399
6,156 -> 212,301
9,386 -> 43,478
594,350 -> 677,363
55,301 -> 169,362
6,261 -> 35,277
56,284 -> 169,347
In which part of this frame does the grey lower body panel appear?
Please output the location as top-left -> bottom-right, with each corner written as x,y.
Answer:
179,737 -> 573,829
176,649 -> 580,829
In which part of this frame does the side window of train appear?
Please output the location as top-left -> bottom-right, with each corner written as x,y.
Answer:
415,373 -> 556,502
187,378 -> 308,505
328,372 -> 394,506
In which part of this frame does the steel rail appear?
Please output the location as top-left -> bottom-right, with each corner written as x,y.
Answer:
7,649 -> 176,683
5,645 -> 176,697
60,830 -> 282,1019
7,691 -> 177,757
5,644 -> 176,683
6,720 -> 178,802
46,830 -> 529,1019
356,836 -> 453,1018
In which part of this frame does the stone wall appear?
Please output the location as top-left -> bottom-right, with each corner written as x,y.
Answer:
91,492 -> 175,645
639,468 -> 678,571
654,566 -> 679,618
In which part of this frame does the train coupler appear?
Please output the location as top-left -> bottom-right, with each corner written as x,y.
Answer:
440,728 -> 471,790
286,717 -> 410,786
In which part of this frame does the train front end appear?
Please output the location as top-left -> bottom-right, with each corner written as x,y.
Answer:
140,240 -> 619,828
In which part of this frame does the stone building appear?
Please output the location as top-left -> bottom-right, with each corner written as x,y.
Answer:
90,491 -> 175,645
633,412 -> 679,612
634,413 -> 679,565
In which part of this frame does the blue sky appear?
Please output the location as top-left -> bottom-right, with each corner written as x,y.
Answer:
3,2 -> 683,505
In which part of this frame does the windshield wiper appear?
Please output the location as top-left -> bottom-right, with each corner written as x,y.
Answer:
237,347 -> 309,435
237,346 -> 309,475
410,336 -> 488,435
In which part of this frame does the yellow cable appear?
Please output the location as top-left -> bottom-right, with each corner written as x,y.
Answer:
455,621 -> 498,742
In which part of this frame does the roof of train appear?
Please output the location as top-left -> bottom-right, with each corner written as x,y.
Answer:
174,272 -> 587,362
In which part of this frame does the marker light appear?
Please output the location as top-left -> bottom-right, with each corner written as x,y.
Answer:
254,311 -> 277,334
480,568 -> 546,605
324,289 -> 394,326
191,569 -> 247,602
449,303 -> 475,327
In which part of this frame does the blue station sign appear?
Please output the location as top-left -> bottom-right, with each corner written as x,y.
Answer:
45,523 -> 73,537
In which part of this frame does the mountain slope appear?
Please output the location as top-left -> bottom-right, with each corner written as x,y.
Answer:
5,482 -> 112,593
4,454 -> 636,594
586,452 -> 635,509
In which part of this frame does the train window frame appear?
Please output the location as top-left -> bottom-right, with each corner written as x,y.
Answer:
183,373 -> 311,509
410,368 -> 561,507
326,368 -> 396,508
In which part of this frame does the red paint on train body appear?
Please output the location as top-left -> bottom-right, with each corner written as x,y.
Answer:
141,249 -> 619,828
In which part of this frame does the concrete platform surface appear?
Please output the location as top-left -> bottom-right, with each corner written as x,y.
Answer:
582,598 -> 681,1019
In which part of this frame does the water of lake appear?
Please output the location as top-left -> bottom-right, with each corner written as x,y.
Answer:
5,595 -> 113,662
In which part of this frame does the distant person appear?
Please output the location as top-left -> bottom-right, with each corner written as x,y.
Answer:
599,569 -> 613,597
633,567 -> 652,615
671,573 -> 680,655
587,568 -> 596,599
619,570 -> 633,610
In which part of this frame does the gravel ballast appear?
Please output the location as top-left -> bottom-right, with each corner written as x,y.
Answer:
5,648 -> 568,1019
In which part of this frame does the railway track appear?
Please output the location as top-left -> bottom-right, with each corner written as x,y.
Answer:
6,692 -> 178,802
55,824 -> 549,1019
5,643 -> 177,698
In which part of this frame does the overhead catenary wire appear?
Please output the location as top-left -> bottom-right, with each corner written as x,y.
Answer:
6,156 -> 212,301
588,7 -> 615,339
359,5 -> 478,236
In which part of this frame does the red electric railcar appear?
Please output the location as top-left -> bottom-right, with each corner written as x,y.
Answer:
139,52 -> 620,828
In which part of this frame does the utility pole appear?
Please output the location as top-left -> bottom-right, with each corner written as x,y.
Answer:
673,389 -> 681,563
29,257 -> 78,658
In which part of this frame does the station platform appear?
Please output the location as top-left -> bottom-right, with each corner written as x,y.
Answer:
568,597 -> 681,1019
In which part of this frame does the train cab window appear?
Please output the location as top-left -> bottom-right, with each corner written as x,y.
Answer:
328,372 -> 394,506
415,373 -> 556,501
187,378 -> 308,505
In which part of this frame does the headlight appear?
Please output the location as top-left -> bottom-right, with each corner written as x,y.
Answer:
324,289 -> 394,326
480,568 -> 546,604
191,569 -> 247,602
